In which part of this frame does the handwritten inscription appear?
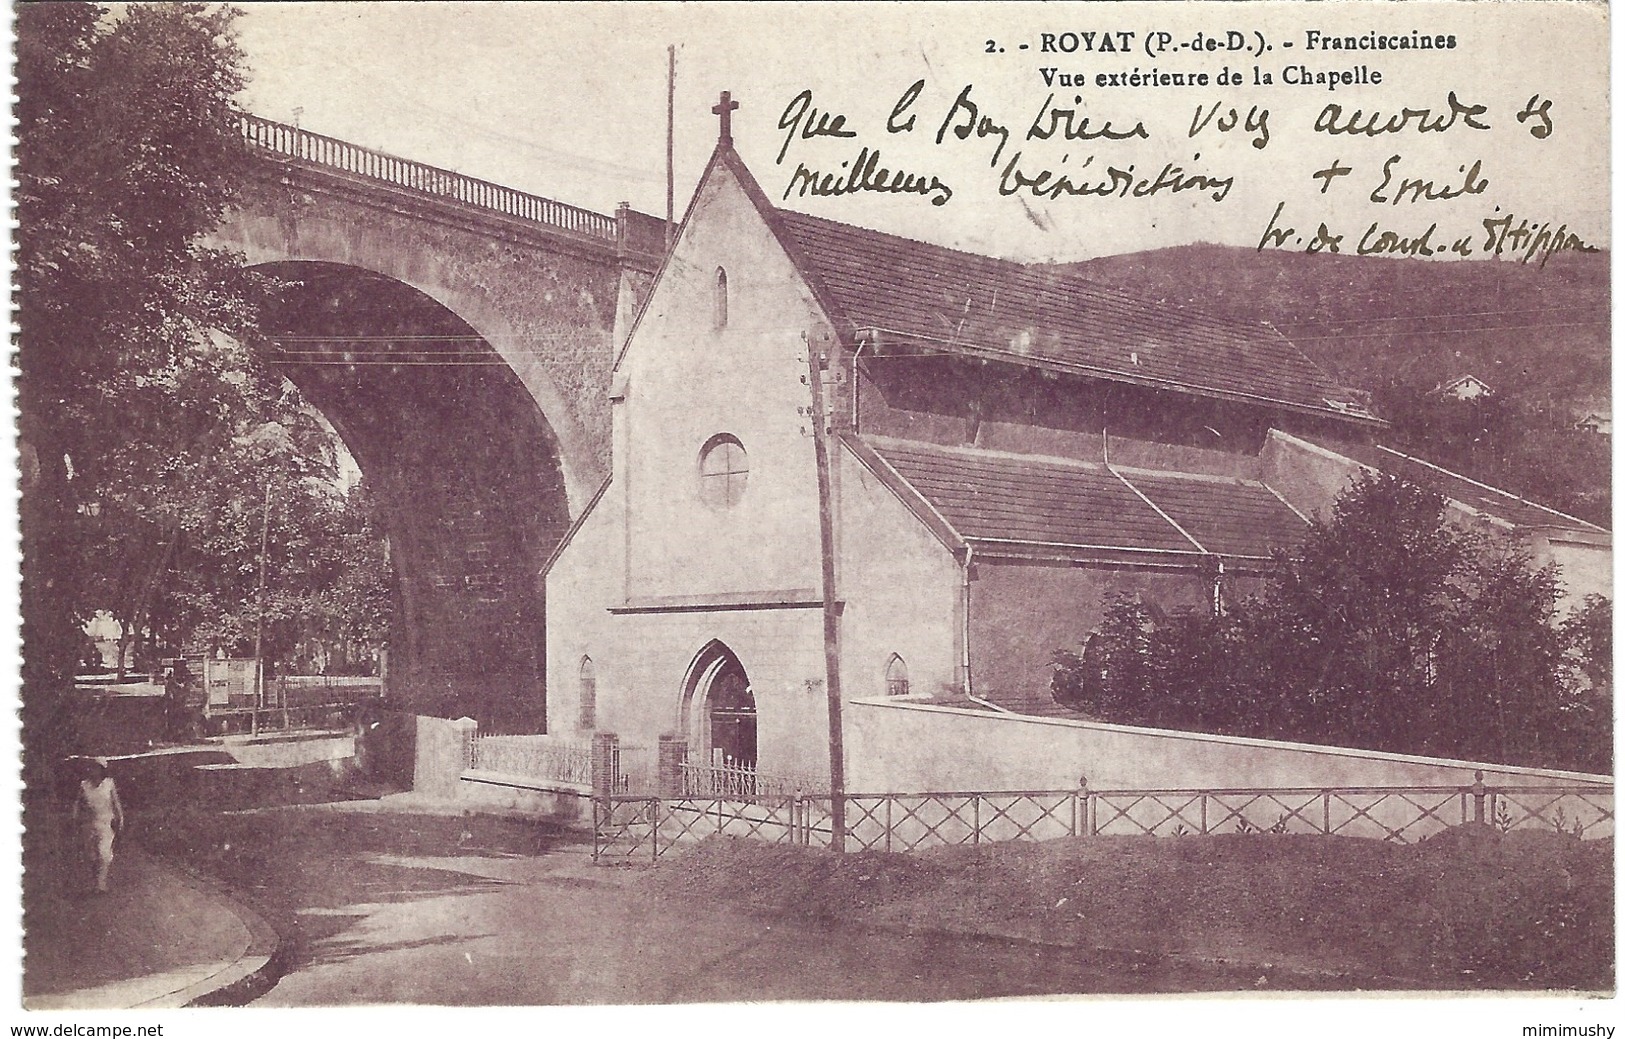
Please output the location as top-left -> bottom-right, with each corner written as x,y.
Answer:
1031,94 -> 1150,143
1189,101 -> 1269,149
768,67 -> 1594,264
779,89 -> 952,205
1368,155 -> 1488,205
1313,91 -> 1489,136
777,90 -> 856,164
1258,202 -> 1593,265
783,146 -> 954,207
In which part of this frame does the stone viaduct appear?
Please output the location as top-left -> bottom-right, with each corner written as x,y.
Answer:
211,115 -> 666,728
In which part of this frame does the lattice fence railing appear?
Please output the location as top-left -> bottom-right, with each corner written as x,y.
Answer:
1083,785 -> 1612,843
590,779 -> 1612,863
592,795 -> 828,864
844,792 -> 1081,852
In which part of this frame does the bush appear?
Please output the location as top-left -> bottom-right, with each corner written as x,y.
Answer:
1053,473 -> 1611,772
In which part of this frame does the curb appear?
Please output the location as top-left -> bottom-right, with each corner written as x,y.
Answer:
22,850 -> 291,1011
136,853 -> 290,1008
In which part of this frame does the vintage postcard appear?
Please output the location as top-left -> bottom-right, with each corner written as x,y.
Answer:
10,0 -> 1613,1032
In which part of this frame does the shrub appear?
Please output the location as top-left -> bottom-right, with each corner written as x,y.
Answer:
1052,473 -> 1611,772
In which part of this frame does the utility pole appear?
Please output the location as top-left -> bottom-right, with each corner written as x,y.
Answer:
805,333 -> 846,852
665,45 -> 676,250
252,480 -> 272,724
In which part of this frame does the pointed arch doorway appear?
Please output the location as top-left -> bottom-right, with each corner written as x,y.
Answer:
682,641 -> 757,771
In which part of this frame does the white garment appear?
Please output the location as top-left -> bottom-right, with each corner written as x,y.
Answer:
76,777 -> 122,891
78,778 -> 120,829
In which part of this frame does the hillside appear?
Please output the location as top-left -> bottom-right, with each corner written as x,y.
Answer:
1058,247 -> 1611,526
660,827 -> 1613,990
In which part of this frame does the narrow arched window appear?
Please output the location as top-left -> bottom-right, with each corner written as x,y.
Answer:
698,433 -> 748,508
885,654 -> 910,697
714,267 -> 729,330
578,656 -> 597,730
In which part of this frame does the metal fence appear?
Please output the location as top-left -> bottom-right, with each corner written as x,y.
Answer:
204,702 -> 360,737
590,779 -> 1613,864
594,795 -> 827,863
469,733 -> 593,786
845,791 -> 1076,852
1083,783 -> 1613,843
240,113 -> 619,241
467,733 -> 655,793
272,675 -> 382,709
679,761 -> 818,799
613,742 -> 656,794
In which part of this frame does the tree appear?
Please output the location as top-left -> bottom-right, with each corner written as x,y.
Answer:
1559,595 -> 1613,771
1373,381 -> 1611,527
17,3 -> 265,689
305,481 -> 396,675
19,4 -> 399,712
1054,598 -> 1155,721
166,471 -> 394,676
1564,595 -> 1612,698
1254,474 -> 1472,750
1053,473 -> 1607,772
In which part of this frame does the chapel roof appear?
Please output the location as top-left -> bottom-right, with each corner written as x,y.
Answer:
857,435 -> 1309,562
771,207 -> 1378,425
1292,433 -> 1607,535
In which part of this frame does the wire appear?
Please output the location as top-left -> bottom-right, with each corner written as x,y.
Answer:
256,291 -> 1606,367
1276,305 -> 1608,323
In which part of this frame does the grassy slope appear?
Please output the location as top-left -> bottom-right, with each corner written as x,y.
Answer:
659,827 -> 1613,991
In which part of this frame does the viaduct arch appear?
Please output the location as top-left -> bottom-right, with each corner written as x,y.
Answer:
209,116 -> 665,727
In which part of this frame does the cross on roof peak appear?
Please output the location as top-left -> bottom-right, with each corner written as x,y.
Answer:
712,90 -> 739,146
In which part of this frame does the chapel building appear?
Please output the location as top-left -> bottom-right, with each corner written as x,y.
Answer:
543,113 -> 1609,788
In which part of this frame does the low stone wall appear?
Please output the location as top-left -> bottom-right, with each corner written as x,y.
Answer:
413,715 -> 478,798
404,716 -> 608,825
457,770 -> 588,823
846,698 -> 1610,792
219,732 -> 354,768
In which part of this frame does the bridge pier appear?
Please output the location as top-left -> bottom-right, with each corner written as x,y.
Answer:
207,116 -> 664,729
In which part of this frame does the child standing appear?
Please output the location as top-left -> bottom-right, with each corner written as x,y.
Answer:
71,758 -> 124,893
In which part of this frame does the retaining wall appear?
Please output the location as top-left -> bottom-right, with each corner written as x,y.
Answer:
846,697 -> 1610,792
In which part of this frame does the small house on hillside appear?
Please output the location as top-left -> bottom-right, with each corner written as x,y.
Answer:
1432,374 -> 1494,401
1576,410 -> 1611,436
542,99 -> 1611,792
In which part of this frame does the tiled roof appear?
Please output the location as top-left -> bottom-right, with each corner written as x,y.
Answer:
1117,469 -> 1311,557
1296,434 -> 1606,534
870,438 -> 1193,554
863,436 -> 1308,560
1370,446 -> 1606,533
774,209 -> 1372,422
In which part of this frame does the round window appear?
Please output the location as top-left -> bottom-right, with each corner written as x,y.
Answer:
699,434 -> 748,508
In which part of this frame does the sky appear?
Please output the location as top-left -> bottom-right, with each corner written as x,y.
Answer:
234,1 -> 1610,263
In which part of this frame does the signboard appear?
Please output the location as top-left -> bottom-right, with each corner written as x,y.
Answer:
202,657 -> 260,710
